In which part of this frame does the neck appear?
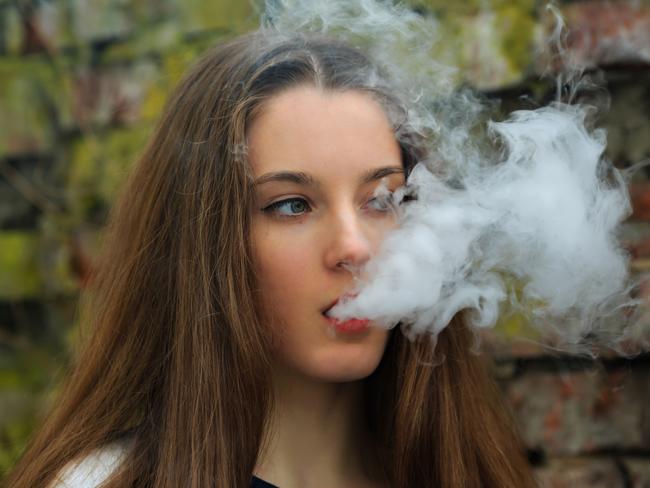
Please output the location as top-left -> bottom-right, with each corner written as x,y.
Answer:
254,363 -> 377,488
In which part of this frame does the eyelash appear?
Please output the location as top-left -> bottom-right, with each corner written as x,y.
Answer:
263,198 -> 312,219
262,195 -> 395,219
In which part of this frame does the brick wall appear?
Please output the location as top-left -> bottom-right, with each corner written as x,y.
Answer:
0,0 -> 648,484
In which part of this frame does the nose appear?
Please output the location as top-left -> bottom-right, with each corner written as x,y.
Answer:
323,209 -> 372,272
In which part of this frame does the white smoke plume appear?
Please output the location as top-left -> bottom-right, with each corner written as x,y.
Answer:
263,1 -> 642,352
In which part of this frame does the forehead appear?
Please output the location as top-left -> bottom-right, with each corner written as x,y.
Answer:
246,85 -> 402,179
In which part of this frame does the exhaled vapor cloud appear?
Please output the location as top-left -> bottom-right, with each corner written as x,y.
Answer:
263,0 -> 642,353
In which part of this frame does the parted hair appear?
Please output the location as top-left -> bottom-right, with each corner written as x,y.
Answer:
7,31 -> 536,488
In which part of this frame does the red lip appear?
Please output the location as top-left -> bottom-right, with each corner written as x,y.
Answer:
325,317 -> 370,333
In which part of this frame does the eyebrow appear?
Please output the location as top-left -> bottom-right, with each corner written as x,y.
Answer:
254,166 -> 404,187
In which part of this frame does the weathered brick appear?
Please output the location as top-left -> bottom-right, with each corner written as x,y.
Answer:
424,3 -> 539,90
480,305 -> 650,359
0,229 -> 80,300
101,21 -> 183,62
408,0 -> 536,18
0,232 -> 41,299
97,126 -> 151,201
133,40 -> 220,121
454,12 -> 530,90
70,0 -> 132,43
1,4 -> 23,55
0,3 -> 69,55
130,0 -> 176,25
481,312 -> 547,358
70,60 -> 160,127
505,364 -> 650,455
38,223 -> 85,297
66,226 -> 104,288
602,80 -> 650,167
560,2 -> 650,67
176,0 -> 256,35
624,458 -> 650,488
0,167 -> 40,229
534,457 -> 624,488
0,59 -> 58,155
622,222 -> 650,259
630,184 -> 650,221
29,0 -> 73,52
480,280 -> 649,359
67,126 -> 151,215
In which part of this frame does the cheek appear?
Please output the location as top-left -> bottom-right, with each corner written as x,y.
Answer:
369,217 -> 399,254
252,226 -> 322,366
252,223 -> 317,314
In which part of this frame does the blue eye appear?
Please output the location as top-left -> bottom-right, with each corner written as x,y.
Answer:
263,198 -> 311,217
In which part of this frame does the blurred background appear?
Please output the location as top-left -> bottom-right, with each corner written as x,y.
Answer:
0,0 -> 649,486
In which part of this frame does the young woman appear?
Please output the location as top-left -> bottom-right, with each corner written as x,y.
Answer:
6,31 -> 536,488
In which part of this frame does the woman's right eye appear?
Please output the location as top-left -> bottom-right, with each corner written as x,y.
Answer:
262,198 -> 312,218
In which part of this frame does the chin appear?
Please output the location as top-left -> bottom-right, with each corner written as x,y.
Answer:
271,323 -> 390,383
317,365 -> 380,382
301,341 -> 388,383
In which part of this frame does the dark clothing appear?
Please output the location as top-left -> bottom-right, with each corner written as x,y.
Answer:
251,475 -> 279,488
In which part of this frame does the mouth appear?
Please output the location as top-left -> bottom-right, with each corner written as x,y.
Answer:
321,299 -> 339,317
325,316 -> 370,333
321,294 -> 370,333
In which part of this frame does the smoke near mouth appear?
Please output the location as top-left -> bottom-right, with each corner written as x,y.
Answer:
263,0 -> 642,353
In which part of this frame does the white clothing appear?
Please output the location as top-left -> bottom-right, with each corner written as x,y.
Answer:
50,442 -> 127,488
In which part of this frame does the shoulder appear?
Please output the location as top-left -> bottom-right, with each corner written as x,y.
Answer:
50,441 -> 130,488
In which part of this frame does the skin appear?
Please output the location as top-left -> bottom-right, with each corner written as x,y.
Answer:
249,85 -> 405,488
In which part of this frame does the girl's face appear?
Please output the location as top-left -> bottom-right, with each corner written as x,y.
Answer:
249,85 -> 405,382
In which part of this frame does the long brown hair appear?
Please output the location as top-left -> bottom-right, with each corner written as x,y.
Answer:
7,31 -> 536,487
